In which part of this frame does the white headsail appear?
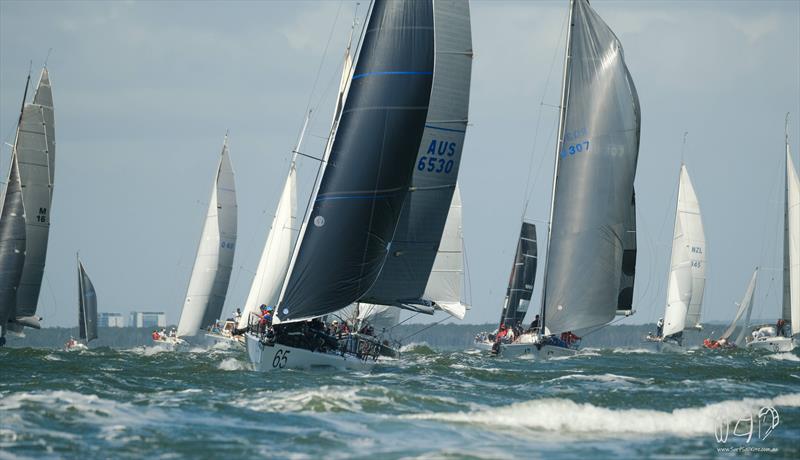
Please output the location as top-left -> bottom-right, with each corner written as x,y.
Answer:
785,127 -> 800,336
176,139 -> 237,337
725,268 -> 757,346
662,165 -> 706,338
422,185 -> 467,319
238,165 -> 297,329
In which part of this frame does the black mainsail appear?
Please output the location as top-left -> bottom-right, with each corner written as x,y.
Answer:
276,0 -> 435,322
77,258 -> 98,342
499,222 -> 537,328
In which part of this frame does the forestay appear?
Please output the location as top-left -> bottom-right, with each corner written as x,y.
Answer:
78,259 -> 98,342
662,166 -> 706,338
499,222 -> 537,328
176,141 -> 237,337
361,0 -> 472,306
15,69 -> 55,325
542,0 -> 641,335
276,0 -> 435,322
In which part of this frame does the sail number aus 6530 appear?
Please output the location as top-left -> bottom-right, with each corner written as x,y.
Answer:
417,139 -> 457,174
272,349 -> 290,368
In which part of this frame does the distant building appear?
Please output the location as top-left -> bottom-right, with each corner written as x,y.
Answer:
130,312 -> 167,328
98,313 -> 125,328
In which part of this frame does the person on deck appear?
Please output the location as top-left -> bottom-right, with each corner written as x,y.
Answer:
152,330 -> 160,341
496,324 -> 508,341
777,319 -> 787,337
529,315 -> 540,332
560,331 -> 580,347
258,305 -> 273,334
656,318 -> 664,338
233,308 -> 242,324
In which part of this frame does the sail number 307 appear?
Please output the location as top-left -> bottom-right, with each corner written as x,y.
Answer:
560,141 -> 590,158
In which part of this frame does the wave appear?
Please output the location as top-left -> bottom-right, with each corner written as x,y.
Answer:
766,352 -> 799,362
404,393 -> 800,437
238,386 -> 380,413
611,347 -> 654,354
400,342 -> 436,354
217,358 -> 249,371
548,373 -> 652,385
126,345 -> 170,356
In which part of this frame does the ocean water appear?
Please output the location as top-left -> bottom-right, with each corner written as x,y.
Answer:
1,342 -> 798,459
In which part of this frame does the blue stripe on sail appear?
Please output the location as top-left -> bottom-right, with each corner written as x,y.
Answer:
316,193 -> 397,202
352,71 -> 433,80
425,124 -> 466,133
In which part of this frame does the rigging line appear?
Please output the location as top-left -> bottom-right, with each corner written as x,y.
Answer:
398,314 -> 450,343
387,312 -> 420,332
520,5 -> 570,218
300,0 -> 344,124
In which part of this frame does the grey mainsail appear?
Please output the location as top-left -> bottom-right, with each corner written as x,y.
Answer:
723,268 -> 757,346
0,152 -> 27,336
541,0 -> 641,335
14,68 -> 55,327
361,0 -> 472,306
616,191 -> 637,315
176,139 -> 238,337
499,222 -> 537,328
78,258 -> 98,342
276,0 -> 435,322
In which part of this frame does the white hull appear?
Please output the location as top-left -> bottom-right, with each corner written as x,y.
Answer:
497,341 -> 578,360
206,332 -> 245,348
746,336 -> 796,353
64,342 -> 88,351
644,335 -> 683,352
245,333 -> 376,372
473,340 -> 493,351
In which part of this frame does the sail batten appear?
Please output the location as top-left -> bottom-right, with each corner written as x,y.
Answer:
276,0 -> 435,322
541,0 -> 641,335
176,141 -> 237,337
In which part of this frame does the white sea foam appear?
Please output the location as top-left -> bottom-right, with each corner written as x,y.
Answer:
128,345 -> 169,356
0,390 -> 165,427
400,342 -> 432,352
218,357 -> 249,371
766,352 -> 799,362
612,347 -> 654,354
548,373 -> 652,385
405,393 -> 800,438
239,386 -> 381,413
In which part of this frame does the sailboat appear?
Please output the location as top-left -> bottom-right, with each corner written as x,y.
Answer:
245,0 -> 436,371
66,256 -> 98,351
646,164 -> 707,350
5,68 -> 55,333
161,136 -> 237,346
491,0 -> 641,359
746,115 -> 799,352
474,221 -> 537,352
704,268 -> 757,349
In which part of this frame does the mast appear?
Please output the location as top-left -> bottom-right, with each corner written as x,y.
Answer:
538,0 -> 575,337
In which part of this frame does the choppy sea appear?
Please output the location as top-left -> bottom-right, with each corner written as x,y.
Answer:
1,342 -> 798,459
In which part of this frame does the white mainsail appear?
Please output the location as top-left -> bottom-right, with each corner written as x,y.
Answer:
238,165 -> 297,329
785,130 -> 800,336
14,68 -> 55,328
422,185 -> 468,320
662,165 -> 707,338
176,139 -> 237,337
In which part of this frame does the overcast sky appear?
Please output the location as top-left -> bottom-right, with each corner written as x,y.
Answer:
1,0 -> 799,329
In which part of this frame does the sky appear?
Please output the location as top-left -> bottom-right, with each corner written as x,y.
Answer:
1,0 -> 799,329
